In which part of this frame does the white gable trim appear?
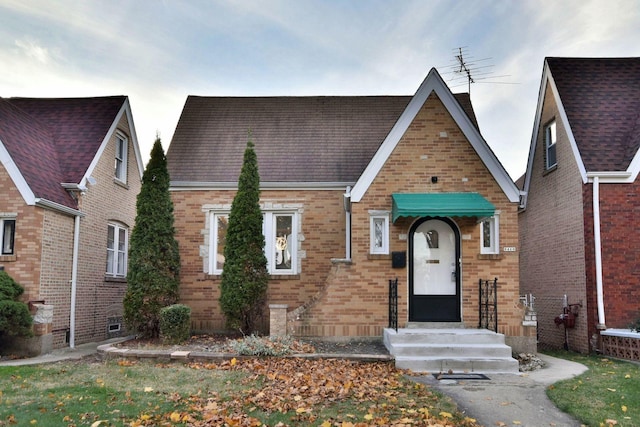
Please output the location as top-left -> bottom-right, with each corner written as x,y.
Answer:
0,138 -> 36,205
523,60 -> 589,205
82,97 -> 145,187
350,68 -> 520,203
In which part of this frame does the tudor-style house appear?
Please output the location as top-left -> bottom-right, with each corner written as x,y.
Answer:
520,57 -> 640,360
168,68 -> 529,372
0,96 -> 143,353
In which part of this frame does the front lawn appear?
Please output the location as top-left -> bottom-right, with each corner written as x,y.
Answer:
545,351 -> 640,427
0,357 -> 480,426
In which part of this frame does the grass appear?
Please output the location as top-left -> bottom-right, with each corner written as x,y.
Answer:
0,357 -> 478,427
545,350 -> 640,427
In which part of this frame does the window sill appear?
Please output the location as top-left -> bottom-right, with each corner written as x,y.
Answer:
478,253 -> 502,260
543,164 -> 557,176
104,275 -> 127,284
270,274 -> 301,280
113,178 -> 129,189
0,255 -> 17,262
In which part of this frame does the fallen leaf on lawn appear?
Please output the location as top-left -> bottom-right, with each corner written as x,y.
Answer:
230,357 -> 237,366
364,413 -> 374,420
144,386 -> 154,392
621,405 -> 627,413
607,388 -> 616,392
170,412 -> 181,422
439,411 -> 453,418
90,422 -> 107,427
624,374 -> 631,379
320,421 -> 331,427
605,419 -> 618,426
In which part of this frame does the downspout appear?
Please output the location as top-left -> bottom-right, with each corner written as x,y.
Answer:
344,186 -> 352,260
592,176 -> 606,328
70,214 -> 81,348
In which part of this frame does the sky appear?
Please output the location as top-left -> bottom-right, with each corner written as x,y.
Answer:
1,0 -> 639,180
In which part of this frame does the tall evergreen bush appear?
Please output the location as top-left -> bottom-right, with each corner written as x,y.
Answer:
124,138 -> 181,338
219,137 -> 269,333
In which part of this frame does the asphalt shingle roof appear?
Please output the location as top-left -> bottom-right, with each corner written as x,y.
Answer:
167,93 -> 478,183
0,96 -> 126,209
547,57 -> 640,172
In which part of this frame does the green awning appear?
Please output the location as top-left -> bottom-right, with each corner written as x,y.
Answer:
392,192 -> 495,222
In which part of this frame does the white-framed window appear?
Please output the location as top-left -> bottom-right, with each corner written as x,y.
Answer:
545,120 -> 557,170
114,133 -> 128,183
369,211 -> 390,254
208,210 -> 298,275
106,223 -> 128,277
1,218 -> 16,255
480,215 -> 499,254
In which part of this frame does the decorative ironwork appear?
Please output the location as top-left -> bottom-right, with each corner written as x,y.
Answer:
479,278 -> 498,332
388,278 -> 398,332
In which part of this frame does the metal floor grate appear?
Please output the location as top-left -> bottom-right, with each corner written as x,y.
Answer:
433,373 -> 490,380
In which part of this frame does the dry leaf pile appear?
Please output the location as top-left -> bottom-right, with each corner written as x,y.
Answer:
127,357 -> 480,427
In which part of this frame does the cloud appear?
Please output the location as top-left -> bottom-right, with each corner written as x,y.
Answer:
14,37 -> 51,64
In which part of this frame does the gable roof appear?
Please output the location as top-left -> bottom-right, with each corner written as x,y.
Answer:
350,68 -> 520,203
0,96 -> 141,212
523,57 -> 640,191
168,87 -> 479,188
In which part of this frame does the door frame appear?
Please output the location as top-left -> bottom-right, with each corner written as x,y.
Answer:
408,216 -> 461,322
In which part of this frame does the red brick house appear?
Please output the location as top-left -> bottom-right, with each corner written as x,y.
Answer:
0,96 -> 143,352
519,57 -> 640,357
168,68 -> 528,371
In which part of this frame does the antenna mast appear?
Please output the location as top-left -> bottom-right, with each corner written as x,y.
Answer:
456,47 -> 474,94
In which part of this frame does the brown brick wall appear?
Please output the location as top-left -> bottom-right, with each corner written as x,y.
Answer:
0,163 -> 44,302
172,188 -> 347,332
519,82 -> 590,352
591,181 -> 640,329
71,114 -> 141,345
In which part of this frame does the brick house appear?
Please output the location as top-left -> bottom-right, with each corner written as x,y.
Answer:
0,96 -> 143,351
168,68 -> 529,369
519,57 -> 640,356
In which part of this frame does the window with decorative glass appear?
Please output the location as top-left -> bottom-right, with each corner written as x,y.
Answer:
106,223 -> 128,277
209,211 -> 297,275
480,215 -> 499,254
370,213 -> 390,254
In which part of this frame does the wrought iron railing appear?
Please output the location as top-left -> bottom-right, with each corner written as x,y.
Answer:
388,277 -> 398,331
479,277 -> 498,332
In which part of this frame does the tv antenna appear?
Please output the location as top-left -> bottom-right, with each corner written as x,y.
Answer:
438,47 -> 514,95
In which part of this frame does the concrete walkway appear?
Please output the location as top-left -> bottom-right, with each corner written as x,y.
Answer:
1,341 -> 588,427
412,353 -> 588,427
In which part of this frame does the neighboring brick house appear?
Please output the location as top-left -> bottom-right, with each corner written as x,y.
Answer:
0,96 -> 143,350
168,68 -> 527,349
520,57 -> 640,355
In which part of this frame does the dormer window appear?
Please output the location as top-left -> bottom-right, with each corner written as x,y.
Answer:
545,120 -> 557,170
115,133 -> 128,183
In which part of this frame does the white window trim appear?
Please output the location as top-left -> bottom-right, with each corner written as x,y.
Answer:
209,212 -> 229,275
208,207 -> 301,276
0,216 -> 16,255
369,211 -> 390,255
545,120 -> 557,170
106,223 -> 128,277
115,132 -> 128,183
480,213 -> 500,255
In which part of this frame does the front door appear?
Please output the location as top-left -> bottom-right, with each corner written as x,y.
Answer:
409,217 -> 461,322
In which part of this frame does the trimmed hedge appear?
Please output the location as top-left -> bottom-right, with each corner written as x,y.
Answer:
159,304 -> 191,344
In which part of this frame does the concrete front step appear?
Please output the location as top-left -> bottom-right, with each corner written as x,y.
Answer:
390,343 -> 513,358
385,328 -> 508,345
384,328 -> 519,374
394,356 -> 520,374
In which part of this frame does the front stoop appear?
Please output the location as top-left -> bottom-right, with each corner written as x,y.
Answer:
384,328 -> 519,374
